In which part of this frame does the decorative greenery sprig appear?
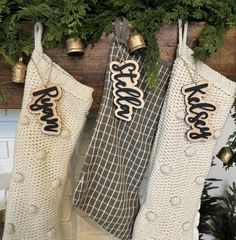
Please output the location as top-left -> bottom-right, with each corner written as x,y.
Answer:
198,178 -> 223,240
224,105 -> 236,169
199,179 -> 236,240
0,87 -> 6,102
0,0 -> 236,87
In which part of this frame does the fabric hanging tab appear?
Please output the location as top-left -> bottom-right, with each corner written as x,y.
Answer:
114,17 -> 129,47
177,19 -> 188,56
178,19 -> 183,50
34,22 -> 43,53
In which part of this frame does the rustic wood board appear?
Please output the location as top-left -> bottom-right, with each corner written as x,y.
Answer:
0,22 -> 235,111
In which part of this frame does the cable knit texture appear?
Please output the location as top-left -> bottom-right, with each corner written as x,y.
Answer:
3,23 -> 93,240
132,20 -> 236,240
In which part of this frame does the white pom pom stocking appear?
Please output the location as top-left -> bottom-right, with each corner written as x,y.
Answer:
132,20 -> 236,240
3,23 -> 93,240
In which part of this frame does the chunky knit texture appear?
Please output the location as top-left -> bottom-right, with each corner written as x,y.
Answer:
3,23 -> 93,240
132,20 -> 236,240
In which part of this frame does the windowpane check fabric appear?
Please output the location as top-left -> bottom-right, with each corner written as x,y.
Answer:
73,38 -> 171,239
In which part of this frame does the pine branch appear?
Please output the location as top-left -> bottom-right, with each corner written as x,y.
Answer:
224,106 -> 236,169
199,180 -> 236,240
194,25 -> 225,60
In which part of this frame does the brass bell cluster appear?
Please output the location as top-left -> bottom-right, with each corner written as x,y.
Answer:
66,23 -> 147,56
216,147 -> 234,165
66,37 -> 85,56
128,24 -> 147,54
13,57 -> 26,84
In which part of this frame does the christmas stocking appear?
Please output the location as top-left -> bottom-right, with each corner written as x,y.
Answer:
73,17 -> 172,240
132,20 -> 236,240
3,22 -> 93,240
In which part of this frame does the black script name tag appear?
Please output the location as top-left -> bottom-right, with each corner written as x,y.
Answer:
28,84 -> 62,136
110,60 -> 144,121
182,80 -> 217,142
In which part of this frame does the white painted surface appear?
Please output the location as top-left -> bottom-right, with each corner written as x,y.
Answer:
0,109 -> 19,211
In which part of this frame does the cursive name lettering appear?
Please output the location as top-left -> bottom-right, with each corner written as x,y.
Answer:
110,60 -> 144,121
28,85 -> 62,135
182,81 -> 217,142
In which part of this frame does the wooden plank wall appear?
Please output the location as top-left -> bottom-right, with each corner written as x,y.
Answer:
0,22 -> 235,111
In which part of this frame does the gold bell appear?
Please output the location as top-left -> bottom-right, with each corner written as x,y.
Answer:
13,57 -> 26,83
128,30 -> 147,53
216,147 -> 234,164
66,37 -> 85,56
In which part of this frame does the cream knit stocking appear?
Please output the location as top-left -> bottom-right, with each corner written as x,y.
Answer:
3,22 -> 93,240
132,20 -> 236,240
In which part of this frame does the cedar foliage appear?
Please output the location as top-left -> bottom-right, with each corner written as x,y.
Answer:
0,0 -> 236,87
225,105 -> 236,169
199,178 -> 236,240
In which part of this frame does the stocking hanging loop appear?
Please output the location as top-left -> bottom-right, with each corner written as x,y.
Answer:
114,17 -> 129,48
178,19 -> 188,55
34,22 -> 43,53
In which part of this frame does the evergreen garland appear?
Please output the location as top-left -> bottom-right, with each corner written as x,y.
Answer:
225,105 -> 236,169
198,178 -> 223,240
199,178 -> 236,240
0,0 -> 236,88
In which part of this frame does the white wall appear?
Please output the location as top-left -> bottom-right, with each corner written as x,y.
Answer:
0,110 -> 18,210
